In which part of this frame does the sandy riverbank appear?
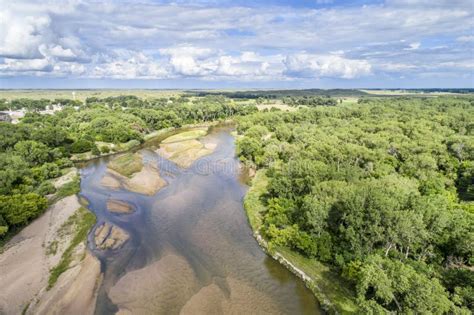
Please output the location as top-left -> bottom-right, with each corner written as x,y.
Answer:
0,195 -> 102,315
157,129 -> 217,168
101,164 -> 167,195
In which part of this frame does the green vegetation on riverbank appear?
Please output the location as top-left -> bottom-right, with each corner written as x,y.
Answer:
48,206 -> 96,289
108,153 -> 143,177
238,96 -> 474,313
161,128 -> 207,143
0,94 -> 257,242
48,176 -> 81,205
244,169 -> 358,314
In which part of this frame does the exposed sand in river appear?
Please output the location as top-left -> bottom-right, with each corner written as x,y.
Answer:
109,252 -> 201,315
107,199 -> 134,214
157,135 -> 217,169
94,222 -> 129,250
179,277 -> 282,315
101,163 -> 167,195
108,250 -> 281,315
0,196 -> 101,315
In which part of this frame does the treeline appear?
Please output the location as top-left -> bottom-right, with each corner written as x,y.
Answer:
367,88 -> 474,94
282,96 -> 337,106
0,95 -> 257,239
236,96 -> 473,313
0,98 -> 82,111
193,88 -> 368,99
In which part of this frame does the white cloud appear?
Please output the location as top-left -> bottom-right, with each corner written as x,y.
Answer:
0,58 -> 53,72
284,54 -> 372,79
91,51 -> 168,79
0,9 -> 52,59
457,35 -> 474,42
404,42 -> 421,50
159,46 -> 216,76
0,0 -> 472,84
386,0 -> 472,8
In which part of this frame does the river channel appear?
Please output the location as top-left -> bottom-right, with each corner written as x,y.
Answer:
79,125 -> 321,314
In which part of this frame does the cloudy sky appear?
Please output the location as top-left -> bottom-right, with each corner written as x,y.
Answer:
0,0 -> 473,88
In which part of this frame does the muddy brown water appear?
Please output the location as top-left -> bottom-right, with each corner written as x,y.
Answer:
79,125 -> 322,314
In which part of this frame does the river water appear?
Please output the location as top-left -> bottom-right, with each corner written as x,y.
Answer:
79,125 -> 321,315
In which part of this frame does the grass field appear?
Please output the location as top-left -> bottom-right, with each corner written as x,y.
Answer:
0,89 -> 185,101
339,97 -> 359,105
360,89 -> 463,96
256,100 -> 300,112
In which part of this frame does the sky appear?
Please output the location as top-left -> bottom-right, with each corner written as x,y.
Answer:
0,0 -> 473,89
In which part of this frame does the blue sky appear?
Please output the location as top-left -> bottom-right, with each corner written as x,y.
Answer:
0,0 -> 473,88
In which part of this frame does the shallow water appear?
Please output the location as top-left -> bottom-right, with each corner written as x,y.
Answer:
79,125 -> 321,315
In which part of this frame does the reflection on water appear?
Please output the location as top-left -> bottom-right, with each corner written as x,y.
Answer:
79,125 -> 321,315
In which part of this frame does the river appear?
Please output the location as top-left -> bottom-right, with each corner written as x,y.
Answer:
79,125 -> 321,314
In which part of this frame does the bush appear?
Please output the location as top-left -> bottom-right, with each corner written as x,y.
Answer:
41,163 -> 61,179
50,177 -> 80,204
54,158 -> 73,168
100,145 -> 110,154
91,145 -> 100,156
36,181 -> 56,196
70,139 -> 93,153
0,215 -> 8,236
0,193 -> 48,226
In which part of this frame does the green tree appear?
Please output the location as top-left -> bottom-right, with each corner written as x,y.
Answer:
14,140 -> 51,166
0,193 -> 48,226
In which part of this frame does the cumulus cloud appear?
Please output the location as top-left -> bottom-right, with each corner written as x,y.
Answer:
284,54 -> 372,79
0,0 -> 472,85
457,35 -> 474,42
91,51 -> 168,79
159,46 -> 216,76
0,58 -> 53,72
0,9 -> 52,59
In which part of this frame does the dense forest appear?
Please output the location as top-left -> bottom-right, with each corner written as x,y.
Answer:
0,95 -> 257,239
236,96 -> 474,313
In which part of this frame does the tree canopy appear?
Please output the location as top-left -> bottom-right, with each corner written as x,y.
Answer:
236,96 -> 474,313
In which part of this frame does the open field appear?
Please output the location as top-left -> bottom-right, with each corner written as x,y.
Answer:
0,89 -> 185,101
360,89 -> 472,96
256,103 -> 300,111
